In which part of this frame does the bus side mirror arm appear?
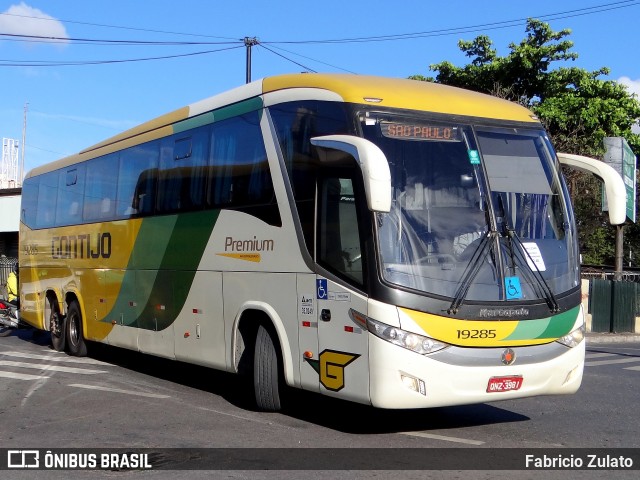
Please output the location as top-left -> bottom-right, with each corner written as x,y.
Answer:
557,152 -> 626,225
310,135 -> 392,213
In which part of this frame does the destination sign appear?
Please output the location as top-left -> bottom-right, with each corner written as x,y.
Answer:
380,122 -> 460,141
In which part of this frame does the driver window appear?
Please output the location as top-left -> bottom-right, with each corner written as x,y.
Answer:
317,176 -> 363,285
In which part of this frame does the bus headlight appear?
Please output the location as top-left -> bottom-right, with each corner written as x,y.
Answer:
556,323 -> 586,348
365,316 -> 449,355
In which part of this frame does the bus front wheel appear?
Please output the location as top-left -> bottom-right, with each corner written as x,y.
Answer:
66,301 -> 87,357
253,324 -> 282,412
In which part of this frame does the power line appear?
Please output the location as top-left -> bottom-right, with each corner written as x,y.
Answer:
2,0 -> 637,47
263,44 -> 358,75
0,32 -> 242,46
262,0 -> 640,44
0,11 -> 239,41
0,45 -> 244,67
257,43 -> 318,74
0,0 -> 637,72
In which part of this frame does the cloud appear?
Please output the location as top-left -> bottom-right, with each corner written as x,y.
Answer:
617,77 -> 640,134
0,2 -> 69,47
618,76 -> 640,97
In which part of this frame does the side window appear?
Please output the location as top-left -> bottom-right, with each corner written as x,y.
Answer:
84,153 -> 118,222
318,175 -> 363,286
116,141 -> 160,217
56,164 -> 85,226
21,176 -> 39,229
208,111 -> 280,226
269,101 -> 353,253
36,172 -> 59,229
157,125 -> 210,213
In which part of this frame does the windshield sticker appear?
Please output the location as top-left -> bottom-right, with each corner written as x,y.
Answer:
317,279 -> 328,300
505,276 -> 522,300
468,150 -> 481,165
522,242 -> 547,271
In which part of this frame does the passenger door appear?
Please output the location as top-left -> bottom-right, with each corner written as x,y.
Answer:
314,173 -> 370,404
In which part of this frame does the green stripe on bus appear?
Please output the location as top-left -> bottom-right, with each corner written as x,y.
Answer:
173,112 -> 215,133
137,209 -> 219,330
504,306 -> 579,342
173,97 -> 264,133
103,210 -> 219,330
537,306 -> 580,339
504,317 -> 551,341
213,97 -> 264,123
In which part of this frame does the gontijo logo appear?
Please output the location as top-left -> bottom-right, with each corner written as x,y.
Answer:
217,235 -> 274,263
305,349 -> 360,392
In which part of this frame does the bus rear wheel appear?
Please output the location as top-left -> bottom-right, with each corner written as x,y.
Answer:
253,324 -> 282,412
48,297 -> 66,352
66,300 -> 87,357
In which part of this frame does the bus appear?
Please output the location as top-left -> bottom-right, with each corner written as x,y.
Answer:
19,74 -> 587,411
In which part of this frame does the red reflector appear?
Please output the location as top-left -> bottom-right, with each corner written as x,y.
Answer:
192,309 -> 203,314
344,326 -> 354,333
302,321 -> 311,327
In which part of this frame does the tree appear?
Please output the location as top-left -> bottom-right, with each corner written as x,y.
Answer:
411,19 -> 640,266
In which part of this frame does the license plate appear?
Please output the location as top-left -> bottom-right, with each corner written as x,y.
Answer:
486,375 -> 523,393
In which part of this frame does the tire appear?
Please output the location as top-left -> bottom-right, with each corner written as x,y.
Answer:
66,301 -> 87,357
253,324 -> 282,412
0,324 -> 12,337
48,297 -> 66,352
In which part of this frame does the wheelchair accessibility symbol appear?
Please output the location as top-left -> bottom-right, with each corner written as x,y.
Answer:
505,276 -> 522,300
317,279 -> 328,300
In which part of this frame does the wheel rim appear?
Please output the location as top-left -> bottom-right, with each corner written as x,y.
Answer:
50,312 -> 62,338
68,311 -> 79,347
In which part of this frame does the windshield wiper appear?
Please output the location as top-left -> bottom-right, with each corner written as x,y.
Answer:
448,194 -> 560,315
503,226 -> 560,313
447,230 -> 495,314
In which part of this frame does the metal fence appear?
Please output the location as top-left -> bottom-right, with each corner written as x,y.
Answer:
0,256 -> 18,294
581,267 -> 640,283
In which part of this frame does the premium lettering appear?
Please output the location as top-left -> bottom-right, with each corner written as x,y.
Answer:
224,236 -> 274,253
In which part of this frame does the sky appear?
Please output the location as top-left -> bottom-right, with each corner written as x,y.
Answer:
1,0 -> 640,178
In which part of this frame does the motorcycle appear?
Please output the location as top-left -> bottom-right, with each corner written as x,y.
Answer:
0,298 -> 20,337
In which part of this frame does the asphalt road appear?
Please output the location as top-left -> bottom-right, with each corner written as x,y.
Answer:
0,329 -> 638,480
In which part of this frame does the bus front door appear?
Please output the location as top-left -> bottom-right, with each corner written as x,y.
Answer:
315,278 -> 369,404
313,174 -> 370,404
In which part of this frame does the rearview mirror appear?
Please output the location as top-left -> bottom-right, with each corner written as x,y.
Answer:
310,135 -> 391,212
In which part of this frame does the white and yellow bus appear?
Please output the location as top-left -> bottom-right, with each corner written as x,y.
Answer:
19,74 -> 587,410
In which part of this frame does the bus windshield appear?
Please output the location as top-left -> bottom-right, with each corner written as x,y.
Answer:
361,113 -> 579,303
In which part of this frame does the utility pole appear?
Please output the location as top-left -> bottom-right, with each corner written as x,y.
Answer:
244,37 -> 258,84
615,225 -> 624,280
21,102 -> 28,186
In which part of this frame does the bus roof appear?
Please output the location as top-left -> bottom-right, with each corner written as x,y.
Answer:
27,74 -> 539,178
263,74 -> 537,123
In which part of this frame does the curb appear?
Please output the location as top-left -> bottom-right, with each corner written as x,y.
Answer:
586,333 -> 640,344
